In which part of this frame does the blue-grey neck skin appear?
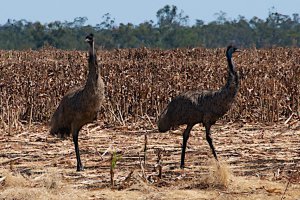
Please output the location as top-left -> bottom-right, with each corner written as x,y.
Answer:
218,47 -> 239,101
90,41 -> 94,57
226,47 -> 234,59
88,41 -> 96,70
88,40 -> 97,65
84,40 -> 99,93
226,47 -> 237,74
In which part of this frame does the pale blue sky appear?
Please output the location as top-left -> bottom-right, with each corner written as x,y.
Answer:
1,0 -> 299,25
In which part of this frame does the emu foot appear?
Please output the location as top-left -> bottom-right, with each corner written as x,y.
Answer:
76,165 -> 84,172
175,167 -> 186,180
180,164 -> 185,169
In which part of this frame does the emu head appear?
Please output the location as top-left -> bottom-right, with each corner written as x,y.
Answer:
85,33 -> 94,46
157,107 -> 172,132
226,45 -> 239,59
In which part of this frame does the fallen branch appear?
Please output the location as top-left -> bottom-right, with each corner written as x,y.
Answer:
0,157 -> 20,165
119,170 -> 134,189
284,113 -> 294,125
100,144 -> 112,160
145,114 -> 155,129
281,178 -> 291,200
0,176 -> 6,184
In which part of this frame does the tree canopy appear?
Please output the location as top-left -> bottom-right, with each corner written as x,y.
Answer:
0,5 -> 299,50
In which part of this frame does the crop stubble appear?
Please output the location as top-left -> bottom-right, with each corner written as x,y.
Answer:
0,47 -> 299,128
0,47 -> 300,199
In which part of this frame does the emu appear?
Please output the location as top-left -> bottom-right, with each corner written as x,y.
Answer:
50,33 -> 105,171
157,45 -> 240,169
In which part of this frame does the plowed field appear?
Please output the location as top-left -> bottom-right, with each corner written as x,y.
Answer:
1,121 -> 300,199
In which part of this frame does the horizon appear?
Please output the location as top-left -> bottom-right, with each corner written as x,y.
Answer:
1,0 -> 299,26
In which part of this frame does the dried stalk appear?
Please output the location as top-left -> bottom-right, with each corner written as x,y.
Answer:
156,149 -> 163,179
29,102 -> 33,127
144,133 -> 147,165
110,153 -> 114,187
138,152 -> 146,180
0,48 -> 299,125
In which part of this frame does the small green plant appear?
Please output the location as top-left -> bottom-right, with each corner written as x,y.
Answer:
110,151 -> 121,187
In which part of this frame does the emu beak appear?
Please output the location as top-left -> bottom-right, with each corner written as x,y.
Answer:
84,37 -> 91,43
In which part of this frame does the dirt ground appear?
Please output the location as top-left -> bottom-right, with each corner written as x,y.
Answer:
0,121 -> 300,200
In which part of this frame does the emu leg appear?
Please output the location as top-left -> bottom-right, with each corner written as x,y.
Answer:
205,124 -> 218,161
73,129 -> 84,171
180,125 -> 193,169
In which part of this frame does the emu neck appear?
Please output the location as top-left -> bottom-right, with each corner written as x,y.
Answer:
85,42 -> 100,92
219,56 -> 239,102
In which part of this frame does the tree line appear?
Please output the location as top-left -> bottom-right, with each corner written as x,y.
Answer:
1,5 -> 300,50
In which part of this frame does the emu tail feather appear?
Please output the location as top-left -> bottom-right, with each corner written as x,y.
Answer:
50,108 -> 71,139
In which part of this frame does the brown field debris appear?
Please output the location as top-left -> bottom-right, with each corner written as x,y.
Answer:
0,47 -> 299,131
0,123 -> 300,199
0,47 -> 300,199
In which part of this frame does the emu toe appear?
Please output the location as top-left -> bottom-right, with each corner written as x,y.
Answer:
76,160 -> 84,171
77,165 -> 84,172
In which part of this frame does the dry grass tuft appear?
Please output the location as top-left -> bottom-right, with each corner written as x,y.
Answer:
191,159 -> 232,189
0,169 -> 29,188
35,169 -> 63,190
188,159 -> 233,189
0,169 -> 87,200
207,159 -> 231,188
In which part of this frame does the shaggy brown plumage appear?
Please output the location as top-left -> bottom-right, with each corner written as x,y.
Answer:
50,33 -> 104,171
157,45 -> 240,168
